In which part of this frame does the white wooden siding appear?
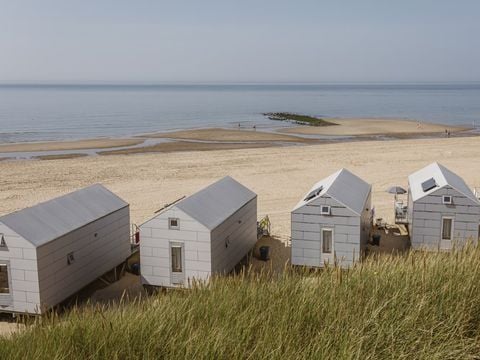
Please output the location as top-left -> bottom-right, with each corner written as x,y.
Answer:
140,207 -> 211,288
291,194 -> 367,269
36,206 -> 131,311
411,186 -> 480,250
0,223 -> 40,314
210,198 -> 257,274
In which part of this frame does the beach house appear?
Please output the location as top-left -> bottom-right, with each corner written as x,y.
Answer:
407,162 -> 480,250
291,169 -> 372,268
0,184 -> 131,314
140,176 -> 257,288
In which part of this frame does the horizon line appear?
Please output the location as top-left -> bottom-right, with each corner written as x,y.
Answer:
1,80 -> 480,86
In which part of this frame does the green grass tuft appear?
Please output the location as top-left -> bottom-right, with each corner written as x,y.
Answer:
2,247 -> 480,359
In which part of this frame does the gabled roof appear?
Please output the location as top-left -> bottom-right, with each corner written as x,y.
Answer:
293,169 -> 371,215
0,184 -> 128,247
408,162 -> 479,203
175,176 -> 256,230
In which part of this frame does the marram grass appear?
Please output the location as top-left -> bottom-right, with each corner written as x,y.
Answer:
2,247 -> 480,359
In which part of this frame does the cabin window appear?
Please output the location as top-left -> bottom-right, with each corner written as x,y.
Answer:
67,252 -> 75,265
442,218 -> 453,240
443,195 -> 452,205
171,246 -> 183,273
0,264 -> 9,294
322,229 -> 333,254
169,218 -> 180,230
320,206 -> 331,215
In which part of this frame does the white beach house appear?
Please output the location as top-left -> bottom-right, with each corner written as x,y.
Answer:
140,176 -> 257,288
0,184 -> 131,314
407,162 -> 480,250
291,169 -> 372,268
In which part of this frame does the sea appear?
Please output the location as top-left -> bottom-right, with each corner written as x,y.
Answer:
1,83 -> 480,143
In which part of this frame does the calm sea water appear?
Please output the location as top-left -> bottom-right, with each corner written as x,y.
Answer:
1,83 -> 480,143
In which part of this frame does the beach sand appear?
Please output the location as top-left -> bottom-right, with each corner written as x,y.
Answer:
280,118 -> 466,136
142,128 -> 315,143
1,135 -> 479,237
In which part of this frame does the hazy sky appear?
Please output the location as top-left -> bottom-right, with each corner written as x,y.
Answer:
1,0 -> 479,83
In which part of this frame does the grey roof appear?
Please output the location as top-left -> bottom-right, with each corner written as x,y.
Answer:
408,162 -> 479,203
293,169 -> 371,215
175,176 -> 256,230
0,184 -> 128,247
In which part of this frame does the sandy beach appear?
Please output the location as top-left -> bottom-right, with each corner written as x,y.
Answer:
1,135 -> 479,239
280,118 -> 466,136
142,128 -> 316,142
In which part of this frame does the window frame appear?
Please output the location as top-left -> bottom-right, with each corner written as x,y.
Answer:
442,195 -> 453,205
67,252 -> 75,265
441,217 -> 454,241
321,228 -> 334,254
0,263 -> 10,295
168,218 -> 180,230
320,205 -> 331,215
170,245 -> 183,273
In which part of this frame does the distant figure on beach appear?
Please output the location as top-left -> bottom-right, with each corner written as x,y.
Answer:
447,131 -> 451,138
253,125 -> 256,131
238,123 -> 241,129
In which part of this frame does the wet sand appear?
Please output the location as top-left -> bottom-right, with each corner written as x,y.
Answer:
0,119 -> 473,159
98,140 -> 274,155
142,128 -> 316,143
280,118 -> 466,136
35,153 -> 89,161
0,138 -> 144,153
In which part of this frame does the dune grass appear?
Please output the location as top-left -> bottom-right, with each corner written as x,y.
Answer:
2,247 -> 480,359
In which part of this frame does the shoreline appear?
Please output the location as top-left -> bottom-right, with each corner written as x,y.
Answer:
0,118 -> 475,160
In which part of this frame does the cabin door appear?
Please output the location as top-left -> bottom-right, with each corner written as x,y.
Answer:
321,228 -> 334,265
170,242 -> 185,285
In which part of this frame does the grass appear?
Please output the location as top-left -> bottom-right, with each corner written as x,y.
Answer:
264,112 -> 337,126
2,247 -> 480,359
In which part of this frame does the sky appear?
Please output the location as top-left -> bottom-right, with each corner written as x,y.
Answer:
1,0 -> 479,83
